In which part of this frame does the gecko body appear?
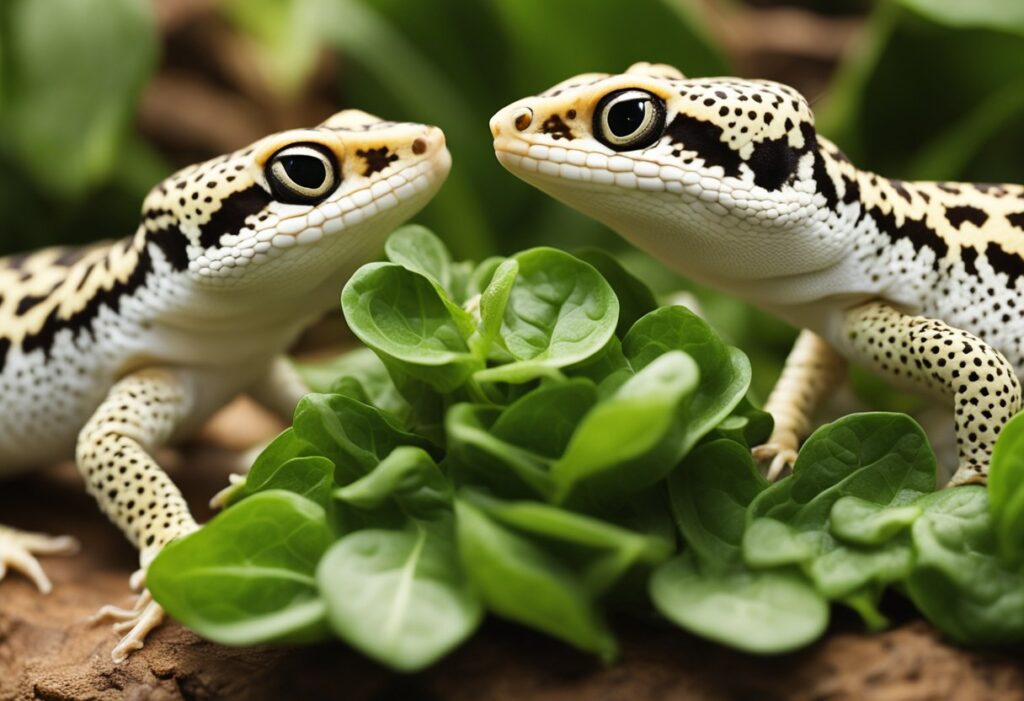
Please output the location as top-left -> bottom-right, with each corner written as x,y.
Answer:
491,62 -> 1024,482
0,109 -> 450,660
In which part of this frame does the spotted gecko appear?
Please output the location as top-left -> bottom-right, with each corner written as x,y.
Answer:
0,110 -> 450,661
491,62 -> 1024,482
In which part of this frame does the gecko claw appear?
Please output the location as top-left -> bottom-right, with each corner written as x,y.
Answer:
91,569 -> 166,662
752,443 -> 799,482
0,527 -> 79,594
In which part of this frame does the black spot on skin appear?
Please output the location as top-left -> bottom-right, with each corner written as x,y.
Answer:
148,224 -> 191,271
889,179 -> 912,203
961,246 -> 979,275
842,175 -> 861,207
945,205 -> 989,229
0,337 -> 8,374
198,186 -> 272,248
356,147 -> 399,177
53,247 -> 90,267
800,123 -> 838,210
664,114 -> 741,178
540,114 -> 575,141
15,293 -> 50,316
3,252 -> 31,271
831,148 -> 851,164
985,241 -> 1024,286
975,183 -> 1006,196
746,136 -> 799,190
866,204 -> 949,263
1008,211 -> 1024,231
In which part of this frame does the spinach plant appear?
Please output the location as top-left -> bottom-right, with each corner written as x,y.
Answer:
149,225 -> 1024,672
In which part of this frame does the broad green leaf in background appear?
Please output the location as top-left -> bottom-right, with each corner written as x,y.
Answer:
819,2 -> 1024,185
149,491 -> 334,645
987,411 -> 1024,561
312,0 -> 492,259
342,263 -> 481,392
455,497 -> 617,659
896,0 -> 1024,36
222,0 -> 322,98
1,0 -> 157,197
908,486 -> 1024,645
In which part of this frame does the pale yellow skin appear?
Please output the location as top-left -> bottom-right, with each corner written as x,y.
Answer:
491,62 -> 1024,483
0,110 -> 450,661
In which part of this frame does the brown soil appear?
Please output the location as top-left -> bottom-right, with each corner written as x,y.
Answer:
2,400 -> 1023,701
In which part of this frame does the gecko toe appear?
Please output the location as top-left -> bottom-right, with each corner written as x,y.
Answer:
0,527 -> 79,593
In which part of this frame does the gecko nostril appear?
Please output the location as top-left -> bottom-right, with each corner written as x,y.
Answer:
412,138 -> 427,155
513,108 -> 533,131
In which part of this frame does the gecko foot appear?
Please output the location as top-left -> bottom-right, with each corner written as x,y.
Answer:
91,568 -> 165,663
752,443 -> 799,482
0,526 -> 79,594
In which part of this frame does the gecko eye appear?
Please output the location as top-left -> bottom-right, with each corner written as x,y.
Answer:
594,89 -> 666,151
266,143 -> 338,204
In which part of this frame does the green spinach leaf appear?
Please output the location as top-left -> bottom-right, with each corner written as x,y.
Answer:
552,350 -> 699,508
908,486 -> 1024,644
454,497 -> 617,659
987,410 -> 1024,561
149,491 -> 333,645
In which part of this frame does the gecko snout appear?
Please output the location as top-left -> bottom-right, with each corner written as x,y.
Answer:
490,106 -> 533,139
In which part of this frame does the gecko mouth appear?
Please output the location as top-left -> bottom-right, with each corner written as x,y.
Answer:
494,143 -> 703,196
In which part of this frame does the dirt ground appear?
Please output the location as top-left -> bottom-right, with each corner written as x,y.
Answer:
2,400 -> 1023,701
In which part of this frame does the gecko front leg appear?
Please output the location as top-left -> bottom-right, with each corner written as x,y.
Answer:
76,368 -> 199,662
841,301 -> 1023,484
753,330 -> 847,480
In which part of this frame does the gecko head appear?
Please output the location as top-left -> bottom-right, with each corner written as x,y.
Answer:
491,63 -> 844,280
140,110 -> 450,293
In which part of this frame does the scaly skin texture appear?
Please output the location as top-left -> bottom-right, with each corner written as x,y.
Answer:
0,109 -> 450,661
491,62 -> 1024,484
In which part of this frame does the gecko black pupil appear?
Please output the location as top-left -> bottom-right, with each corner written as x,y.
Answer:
283,156 -> 326,189
608,99 -> 647,137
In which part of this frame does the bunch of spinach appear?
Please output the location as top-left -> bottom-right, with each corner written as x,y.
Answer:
149,226 -> 1024,670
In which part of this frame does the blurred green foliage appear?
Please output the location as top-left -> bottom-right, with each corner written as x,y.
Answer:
1,0 -> 1023,402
